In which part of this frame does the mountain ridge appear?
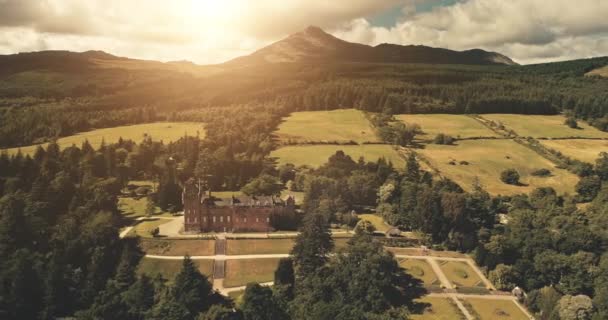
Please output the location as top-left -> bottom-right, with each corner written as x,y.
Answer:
226,25 -> 518,66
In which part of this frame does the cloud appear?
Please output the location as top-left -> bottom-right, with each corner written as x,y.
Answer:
333,0 -> 608,64
0,0 -> 605,64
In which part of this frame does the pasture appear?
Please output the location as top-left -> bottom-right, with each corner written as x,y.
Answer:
140,239 -> 216,256
275,109 -> 380,144
462,298 -> 529,320
137,257 -> 214,280
3,122 -> 204,155
396,114 -> 498,139
410,297 -> 464,320
270,144 -> 405,168
399,258 -> 440,286
417,139 -> 579,195
482,114 -> 608,138
438,261 -> 483,288
540,139 -> 608,163
224,258 -> 281,288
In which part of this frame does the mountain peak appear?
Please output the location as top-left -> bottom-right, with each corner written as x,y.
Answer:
302,25 -> 327,36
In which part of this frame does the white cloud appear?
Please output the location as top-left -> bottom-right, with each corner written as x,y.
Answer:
333,0 -> 608,64
0,0 -> 605,64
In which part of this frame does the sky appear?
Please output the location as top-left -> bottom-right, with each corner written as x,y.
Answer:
0,0 -> 606,65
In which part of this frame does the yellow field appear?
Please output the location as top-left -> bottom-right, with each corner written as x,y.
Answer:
275,109 -> 380,144
358,214 -> 391,232
586,65 -> 608,77
410,297 -> 464,320
462,298 -> 529,320
224,258 -> 281,288
540,139 -> 608,163
396,114 -> 498,139
3,122 -> 204,155
399,258 -> 440,286
483,114 -> 608,138
439,261 -> 483,288
137,257 -> 214,280
270,144 -> 405,168
417,139 -> 579,195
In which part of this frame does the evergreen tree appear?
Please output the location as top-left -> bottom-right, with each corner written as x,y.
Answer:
172,255 -> 215,316
291,213 -> 334,278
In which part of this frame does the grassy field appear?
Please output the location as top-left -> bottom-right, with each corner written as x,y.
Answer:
483,114 -> 608,138
3,122 -> 204,155
410,297 -> 464,320
224,258 -> 281,288
399,258 -> 440,286
417,139 -> 579,195
439,261 -> 483,288
140,239 -> 216,256
137,257 -> 214,280
462,298 -> 529,320
226,239 -> 295,255
129,218 -> 173,238
275,109 -> 380,144
396,114 -> 498,139
387,247 -> 467,258
358,214 -> 392,233
540,139 -> 608,163
271,144 -> 405,168
586,65 -> 608,77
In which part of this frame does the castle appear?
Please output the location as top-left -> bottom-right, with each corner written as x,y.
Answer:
182,179 -> 295,233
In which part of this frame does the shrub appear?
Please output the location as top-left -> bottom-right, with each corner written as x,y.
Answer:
531,168 -> 552,177
150,227 -> 160,237
564,117 -> 578,129
434,133 -> 455,145
500,169 -> 520,185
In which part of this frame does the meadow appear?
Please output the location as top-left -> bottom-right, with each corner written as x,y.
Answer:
462,298 -> 529,320
140,239 -> 216,256
438,261 -> 484,288
540,139 -> 608,163
226,239 -> 295,255
275,109 -> 380,144
3,122 -> 204,155
358,214 -> 392,233
270,144 -> 405,168
396,114 -> 498,140
482,114 -> 608,138
416,139 -> 579,195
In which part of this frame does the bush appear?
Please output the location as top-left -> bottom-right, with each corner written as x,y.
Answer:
500,169 -> 520,185
150,227 -> 160,237
564,117 -> 578,129
531,168 -> 552,177
434,133 -> 455,145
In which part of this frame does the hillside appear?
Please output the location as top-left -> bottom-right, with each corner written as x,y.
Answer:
586,65 -> 608,77
227,26 -> 517,66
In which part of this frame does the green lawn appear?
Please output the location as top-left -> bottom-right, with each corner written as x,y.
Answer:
275,109 -> 380,144
438,261 -> 484,288
137,257 -> 214,281
3,122 -> 204,155
271,144 -> 405,168
358,214 -> 392,233
129,218 -> 173,238
417,139 -> 579,195
396,114 -> 498,140
410,297 -> 464,320
540,139 -> 608,163
483,114 -> 608,138
399,258 -> 440,286
224,258 -> 281,288
226,239 -> 295,255
462,298 -> 529,320
140,239 -> 216,256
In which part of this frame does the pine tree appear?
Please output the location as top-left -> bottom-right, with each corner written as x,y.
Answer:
172,255 -> 214,315
405,152 -> 420,182
291,213 -> 334,278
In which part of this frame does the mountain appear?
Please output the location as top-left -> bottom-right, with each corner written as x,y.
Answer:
227,26 -> 517,66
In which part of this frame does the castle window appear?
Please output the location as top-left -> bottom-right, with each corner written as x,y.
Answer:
227,216 -> 231,222
194,217 -> 198,223
213,216 -> 216,223
244,217 -> 247,223
220,216 -> 223,223
204,217 -> 207,223
256,217 -> 259,222
266,217 -> 270,222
